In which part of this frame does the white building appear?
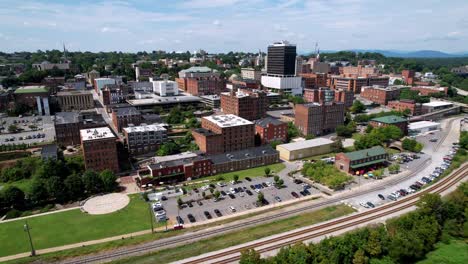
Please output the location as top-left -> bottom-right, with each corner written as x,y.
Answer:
150,78 -> 179,96
241,68 -> 262,81
422,101 -> 453,113
261,75 -> 303,95
409,121 -> 441,135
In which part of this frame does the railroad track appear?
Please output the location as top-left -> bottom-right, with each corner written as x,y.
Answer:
64,161 -> 464,264
181,163 -> 468,264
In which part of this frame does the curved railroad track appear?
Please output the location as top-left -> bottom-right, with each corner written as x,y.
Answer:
181,163 -> 468,264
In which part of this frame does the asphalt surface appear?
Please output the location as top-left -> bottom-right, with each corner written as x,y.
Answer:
160,175 -> 319,224
0,115 -> 55,145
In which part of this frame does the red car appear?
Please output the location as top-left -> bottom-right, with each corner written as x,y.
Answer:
291,192 -> 300,198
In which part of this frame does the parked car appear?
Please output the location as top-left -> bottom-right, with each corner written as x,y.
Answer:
228,193 -> 236,199
187,202 -> 193,207
261,182 -> 268,188
197,201 -> 203,206
187,214 -> 196,223
245,177 -> 252,181
250,185 -> 255,190
291,192 -> 299,198
366,202 -> 375,208
214,209 -> 222,217
246,190 -> 253,196
387,194 -> 397,201
176,216 -> 184,224
204,211 -> 212,219
360,202 -> 369,208
275,196 -> 282,202
220,190 -> 227,196
293,179 -> 303,184
378,194 -> 385,200
229,206 -> 236,212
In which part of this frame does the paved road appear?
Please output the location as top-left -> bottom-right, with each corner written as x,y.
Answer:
454,86 -> 468,96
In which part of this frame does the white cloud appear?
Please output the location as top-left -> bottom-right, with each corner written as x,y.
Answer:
213,20 -> 222,27
179,0 -> 244,9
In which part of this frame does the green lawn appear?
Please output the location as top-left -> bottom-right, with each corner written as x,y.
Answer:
114,205 -> 355,264
0,194 -> 159,257
417,240 -> 468,264
184,163 -> 286,189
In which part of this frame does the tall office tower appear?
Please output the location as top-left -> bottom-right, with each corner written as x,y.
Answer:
261,41 -> 303,95
266,41 -> 297,76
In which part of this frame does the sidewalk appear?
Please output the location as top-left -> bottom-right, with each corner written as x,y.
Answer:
0,206 -> 80,223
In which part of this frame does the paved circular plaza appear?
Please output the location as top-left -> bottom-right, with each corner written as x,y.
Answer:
82,193 -> 130,215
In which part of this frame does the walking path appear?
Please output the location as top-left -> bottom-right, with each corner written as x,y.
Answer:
0,206 -> 80,223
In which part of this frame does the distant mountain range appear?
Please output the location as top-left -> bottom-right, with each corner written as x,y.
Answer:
300,49 -> 468,58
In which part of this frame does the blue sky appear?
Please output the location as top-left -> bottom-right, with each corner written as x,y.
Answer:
0,0 -> 467,53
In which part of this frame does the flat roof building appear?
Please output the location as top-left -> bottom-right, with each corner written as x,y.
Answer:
294,102 -> 345,136
276,138 -> 334,161
408,121 -> 441,135
80,127 -> 119,173
335,146 -> 388,174
57,90 -> 94,111
123,123 -> 167,155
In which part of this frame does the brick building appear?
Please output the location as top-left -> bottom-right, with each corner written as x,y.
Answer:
411,86 -> 448,96
123,123 -> 167,155
209,146 -> 279,174
300,73 -> 328,89
402,70 -> 415,85
360,85 -> 400,105
80,127 -> 119,173
334,89 -> 354,108
335,146 -> 388,174
387,99 -> 422,116
176,66 -> 225,96
101,84 -> 129,106
341,65 -> 378,76
220,89 -> 268,121
111,106 -> 142,132
303,87 -> 335,104
369,115 -> 408,135
294,102 -> 345,136
330,76 -> 389,94
255,117 -> 288,144
192,114 -> 255,154
54,110 -> 107,146
57,90 -> 94,111
14,86 -> 51,115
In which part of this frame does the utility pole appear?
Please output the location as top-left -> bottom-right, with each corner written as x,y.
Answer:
148,203 -> 154,233
23,221 -> 36,257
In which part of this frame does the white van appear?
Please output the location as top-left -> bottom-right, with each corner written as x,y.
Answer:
229,206 -> 236,212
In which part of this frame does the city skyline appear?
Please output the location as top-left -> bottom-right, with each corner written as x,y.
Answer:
0,0 -> 468,53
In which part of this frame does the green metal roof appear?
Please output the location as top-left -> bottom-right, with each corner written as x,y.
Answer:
371,115 -> 407,124
350,159 -> 386,169
14,86 -> 49,94
345,146 -> 387,161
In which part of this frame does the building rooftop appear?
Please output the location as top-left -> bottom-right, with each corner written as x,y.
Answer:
192,128 -> 218,136
208,146 -> 278,164
276,138 -> 334,151
343,146 -> 387,161
409,121 -> 440,130
80,127 -> 115,141
127,93 -> 201,106
422,101 -> 453,107
113,106 -> 141,116
14,85 -> 48,94
180,66 -> 214,74
371,115 -> 407,124
123,123 -> 167,133
57,90 -> 92,96
255,117 -> 285,128
204,114 -> 253,127
54,110 -> 106,125
200,95 -> 220,100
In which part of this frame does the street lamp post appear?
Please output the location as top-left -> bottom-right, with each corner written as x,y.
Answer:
148,203 -> 154,233
23,221 -> 36,257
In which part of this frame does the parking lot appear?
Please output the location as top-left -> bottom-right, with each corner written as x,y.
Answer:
154,175 -> 320,224
0,115 -> 55,146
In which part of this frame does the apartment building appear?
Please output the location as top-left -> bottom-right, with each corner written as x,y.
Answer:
80,127 -> 119,173
123,123 -> 167,155
57,90 -> 94,111
111,106 -> 143,132
360,85 -> 400,105
220,89 -> 268,121
294,102 -> 345,136
192,114 -> 255,154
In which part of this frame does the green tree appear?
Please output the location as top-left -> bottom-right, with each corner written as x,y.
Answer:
177,197 -> 183,207
353,248 -> 369,264
274,175 -> 280,183
239,249 -> 263,264
287,122 -> 300,140
83,170 -> 103,194
351,100 -> 366,113
257,191 -> 264,204
2,186 -> 25,209
100,170 -> 118,192
214,190 -> 221,200
157,142 -> 180,156
64,174 -> 85,199
29,178 -> 49,205
233,174 -> 239,183
45,176 -> 67,202
264,167 -> 271,176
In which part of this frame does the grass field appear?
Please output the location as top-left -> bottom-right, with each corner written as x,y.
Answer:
417,240 -> 468,264
114,205 -> 355,264
0,194 -> 159,257
184,163 -> 286,189
5,195 -> 322,264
